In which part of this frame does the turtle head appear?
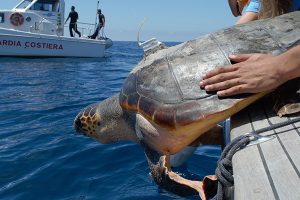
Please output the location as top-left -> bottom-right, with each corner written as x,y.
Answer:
74,94 -> 138,143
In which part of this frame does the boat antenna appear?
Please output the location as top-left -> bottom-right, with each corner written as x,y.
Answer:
94,1 -> 100,31
137,17 -> 148,47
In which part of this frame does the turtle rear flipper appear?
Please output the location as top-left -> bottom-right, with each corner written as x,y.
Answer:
143,143 -> 218,199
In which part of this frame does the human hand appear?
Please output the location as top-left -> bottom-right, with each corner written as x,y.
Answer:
200,53 -> 285,97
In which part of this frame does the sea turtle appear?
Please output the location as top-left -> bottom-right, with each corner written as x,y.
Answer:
74,12 -> 300,199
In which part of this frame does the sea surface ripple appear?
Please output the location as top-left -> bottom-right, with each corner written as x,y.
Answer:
0,41 -> 221,200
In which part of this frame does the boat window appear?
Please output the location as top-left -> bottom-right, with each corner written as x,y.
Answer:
0,13 -> 4,23
30,0 -> 59,12
53,1 -> 60,12
16,0 -> 33,9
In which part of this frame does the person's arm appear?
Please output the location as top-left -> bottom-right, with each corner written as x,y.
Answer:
102,15 -> 105,27
236,0 -> 259,24
199,45 -> 300,97
236,12 -> 258,24
279,45 -> 300,82
65,14 -> 70,24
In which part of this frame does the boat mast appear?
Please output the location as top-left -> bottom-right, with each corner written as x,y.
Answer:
59,0 -> 65,36
94,1 -> 99,31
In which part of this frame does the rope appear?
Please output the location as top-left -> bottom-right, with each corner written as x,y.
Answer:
212,117 -> 300,200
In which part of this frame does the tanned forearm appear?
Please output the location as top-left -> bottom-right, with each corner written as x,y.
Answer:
200,44 -> 300,97
236,12 -> 258,25
277,45 -> 300,83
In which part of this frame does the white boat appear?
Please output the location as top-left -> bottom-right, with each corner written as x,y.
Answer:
0,0 -> 113,58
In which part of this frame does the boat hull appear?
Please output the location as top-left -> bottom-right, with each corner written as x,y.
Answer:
0,28 -> 112,58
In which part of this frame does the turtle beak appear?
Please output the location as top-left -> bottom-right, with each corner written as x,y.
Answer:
74,111 -> 86,134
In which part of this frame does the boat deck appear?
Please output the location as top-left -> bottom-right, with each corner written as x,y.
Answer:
229,97 -> 300,200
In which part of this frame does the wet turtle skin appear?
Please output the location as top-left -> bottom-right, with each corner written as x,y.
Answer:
120,12 -> 300,154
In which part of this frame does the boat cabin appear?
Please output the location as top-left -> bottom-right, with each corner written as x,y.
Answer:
0,0 -> 65,36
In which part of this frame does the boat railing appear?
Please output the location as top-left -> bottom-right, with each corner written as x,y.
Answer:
77,21 -> 96,36
64,21 -> 106,38
35,17 -> 57,32
36,17 -> 52,28
32,17 -> 105,38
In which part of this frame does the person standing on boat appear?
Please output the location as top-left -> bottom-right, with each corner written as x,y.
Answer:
65,6 -> 81,38
88,9 -> 105,39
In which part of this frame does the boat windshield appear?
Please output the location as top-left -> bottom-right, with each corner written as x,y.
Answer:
29,0 -> 60,12
16,0 -> 33,9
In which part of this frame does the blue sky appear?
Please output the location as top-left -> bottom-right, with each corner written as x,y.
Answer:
2,0 -> 238,42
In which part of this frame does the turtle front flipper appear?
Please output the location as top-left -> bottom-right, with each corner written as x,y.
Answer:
143,143 -> 217,199
276,102 -> 300,117
273,78 -> 300,117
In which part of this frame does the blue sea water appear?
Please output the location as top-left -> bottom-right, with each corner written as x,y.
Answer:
0,41 -> 221,200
